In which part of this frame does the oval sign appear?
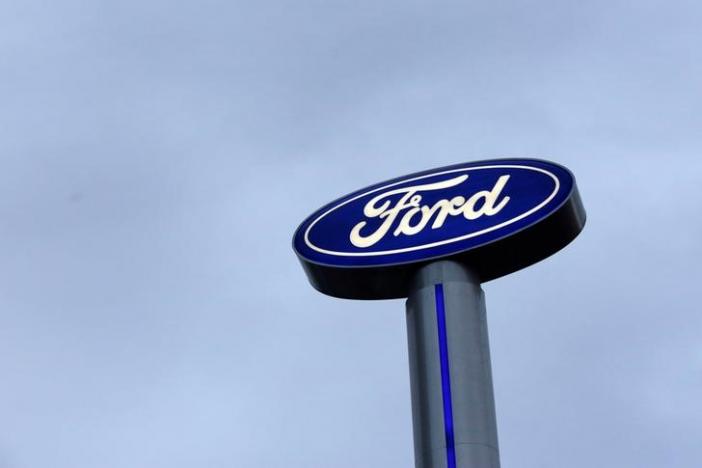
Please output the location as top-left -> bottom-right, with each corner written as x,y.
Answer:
293,158 -> 585,299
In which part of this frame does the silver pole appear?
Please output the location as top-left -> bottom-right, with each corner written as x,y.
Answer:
406,261 -> 500,468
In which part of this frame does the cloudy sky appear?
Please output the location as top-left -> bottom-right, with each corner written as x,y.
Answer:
1,1 -> 701,467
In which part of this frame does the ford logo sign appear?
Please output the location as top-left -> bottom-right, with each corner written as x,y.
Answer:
293,159 -> 585,299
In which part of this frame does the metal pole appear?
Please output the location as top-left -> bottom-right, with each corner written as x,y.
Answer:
406,261 -> 500,468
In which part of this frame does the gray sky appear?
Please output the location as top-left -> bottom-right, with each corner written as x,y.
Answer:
1,1 -> 701,467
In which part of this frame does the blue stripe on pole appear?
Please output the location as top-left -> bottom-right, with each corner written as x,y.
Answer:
435,284 -> 456,468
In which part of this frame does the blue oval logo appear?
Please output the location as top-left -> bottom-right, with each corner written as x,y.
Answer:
293,159 -> 575,268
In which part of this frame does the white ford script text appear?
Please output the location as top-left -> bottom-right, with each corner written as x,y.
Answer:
349,174 -> 511,248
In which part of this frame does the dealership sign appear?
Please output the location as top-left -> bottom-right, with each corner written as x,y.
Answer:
293,159 -> 585,299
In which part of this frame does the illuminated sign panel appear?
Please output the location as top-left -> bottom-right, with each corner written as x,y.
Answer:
293,159 -> 585,299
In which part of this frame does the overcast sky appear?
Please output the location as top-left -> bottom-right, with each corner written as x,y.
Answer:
1,1 -> 701,467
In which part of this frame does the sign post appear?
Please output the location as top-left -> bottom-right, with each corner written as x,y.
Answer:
293,159 -> 585,467
407,261 -> 499,468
